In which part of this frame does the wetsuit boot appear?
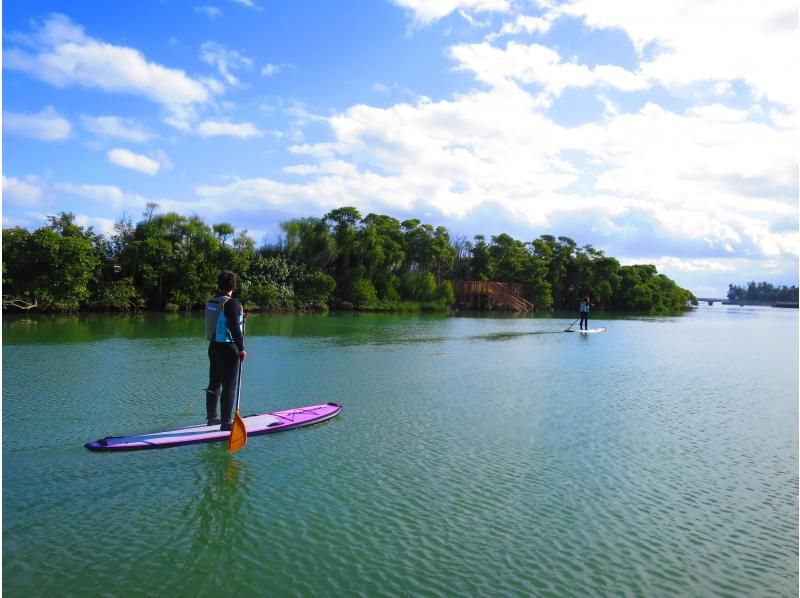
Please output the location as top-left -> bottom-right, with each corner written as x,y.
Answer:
205,389 -> 221,426
219,389 -> 233,431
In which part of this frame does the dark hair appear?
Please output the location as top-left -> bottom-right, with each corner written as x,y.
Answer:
217,270 -> 237,292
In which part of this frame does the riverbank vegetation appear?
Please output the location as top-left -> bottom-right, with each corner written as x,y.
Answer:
727,282 -> 799,304
2,207 -> 694,314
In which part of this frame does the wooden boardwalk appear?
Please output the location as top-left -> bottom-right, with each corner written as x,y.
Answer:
452,281 -> 534,312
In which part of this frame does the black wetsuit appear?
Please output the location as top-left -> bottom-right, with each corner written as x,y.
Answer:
579,301 -> 590,330
206,296 -> 245,425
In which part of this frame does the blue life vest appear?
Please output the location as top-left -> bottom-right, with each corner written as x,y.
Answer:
580,301 -> 590,313
205,294 -> 241,342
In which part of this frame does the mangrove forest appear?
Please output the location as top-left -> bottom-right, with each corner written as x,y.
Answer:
2,206 -> 695,314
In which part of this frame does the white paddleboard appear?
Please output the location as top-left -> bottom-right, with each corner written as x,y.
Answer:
85,402 -> 342,452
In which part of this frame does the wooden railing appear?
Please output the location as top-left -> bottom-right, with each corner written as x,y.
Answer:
452,281 -> 534,312
494,282 -> 535,311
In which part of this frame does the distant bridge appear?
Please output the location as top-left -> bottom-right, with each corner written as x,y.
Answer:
697,297 -> 727,305
697,298 -> 799,308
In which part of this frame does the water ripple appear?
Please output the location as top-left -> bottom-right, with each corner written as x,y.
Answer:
3,310 -> 798,596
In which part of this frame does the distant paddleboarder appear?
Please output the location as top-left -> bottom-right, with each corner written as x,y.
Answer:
579,296 -> 592,331
205,270 -> 246,430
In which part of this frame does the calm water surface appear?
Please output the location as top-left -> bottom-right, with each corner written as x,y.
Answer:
3,307 -> 798,597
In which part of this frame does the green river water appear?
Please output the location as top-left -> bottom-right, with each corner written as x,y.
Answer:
2,307 -> 798,597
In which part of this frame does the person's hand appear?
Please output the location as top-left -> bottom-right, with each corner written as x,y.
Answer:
239,350 -> 247,362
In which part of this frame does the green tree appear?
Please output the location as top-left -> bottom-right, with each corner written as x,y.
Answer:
293,270 -> 336,310
240,254 -> 295,309
2,213 -> 102,311
325,206 -> 362,297
352,278 -> 378,309
2,206 -> 697,315
449,233 -> 472,281
402,220 -> 431,272
434,279 -> 455,307
613,264 -> 694,313
402,271 -> 437,302
225,230 -> 257,278
728,281 -> 799,303
430,226 -> 455,282
470,235 -> 491,280
357,213 -> 405,297
589,256 -> 621,308
281,217 -> 336,270
488,233 -> 527,282
212,223 -> 235,245
523,239 -> 553,308
613,265 -> 657,311
116,213 -> 221,310
93,277 -> 143,311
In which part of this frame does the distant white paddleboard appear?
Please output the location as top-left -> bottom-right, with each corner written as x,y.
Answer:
565,327 -> 607,334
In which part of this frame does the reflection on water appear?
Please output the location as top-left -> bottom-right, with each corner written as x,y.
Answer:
165,451 -> 254,595
3,306 -> 798,596
0,310 -> 642,346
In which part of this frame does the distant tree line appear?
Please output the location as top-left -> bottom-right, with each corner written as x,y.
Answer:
727,282 -> 799,303
2,206 -> 695,314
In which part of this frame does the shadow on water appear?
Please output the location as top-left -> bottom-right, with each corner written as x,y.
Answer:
477,330 -> 564,341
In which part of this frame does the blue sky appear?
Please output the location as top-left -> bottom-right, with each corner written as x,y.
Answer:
3,0 -> 798,297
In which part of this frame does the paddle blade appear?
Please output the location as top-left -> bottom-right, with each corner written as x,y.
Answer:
228,411 -> 247,453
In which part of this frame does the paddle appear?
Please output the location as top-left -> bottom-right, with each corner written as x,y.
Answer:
228,315 -> 247,453
564,318 -> 579,332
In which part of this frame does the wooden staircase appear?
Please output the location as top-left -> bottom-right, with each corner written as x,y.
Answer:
452,281 -> 534,312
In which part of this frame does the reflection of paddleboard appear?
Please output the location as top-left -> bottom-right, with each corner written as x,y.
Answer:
565,327 -> 607,334
85,402 -> 342,452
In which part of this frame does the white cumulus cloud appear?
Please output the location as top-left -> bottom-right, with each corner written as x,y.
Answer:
199,41 -> 253,86
56,182 -> 126,210
196,120 -> 263,138
193,73 -> 796,266
5,14 -> 213,129
562,0 -> 798,110
3,176 -> 46,204
283,160 -> 359,176
392,0 -> 511,25
107,148 -> 161,175
261,64 -> 281,77
4,106 -> 72,141
450,42 -> 648,99
81,115 -> 152,142
195,6 -> 223,19
486,14 -> 554,41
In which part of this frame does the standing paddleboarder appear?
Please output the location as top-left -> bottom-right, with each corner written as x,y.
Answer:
579,296 -> 592,331
205,270 -> 246,430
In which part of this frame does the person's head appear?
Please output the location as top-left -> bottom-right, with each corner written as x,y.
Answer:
585,296 -> 590,302
217,270 -> 237,293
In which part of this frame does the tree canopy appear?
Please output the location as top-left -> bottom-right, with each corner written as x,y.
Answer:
727,282 -> 798,304
3,207 -> 696,313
